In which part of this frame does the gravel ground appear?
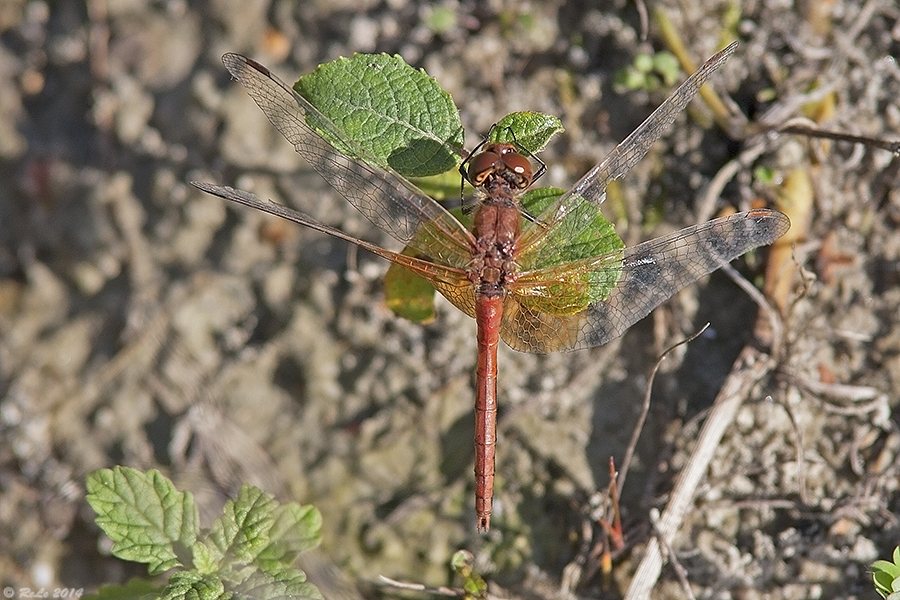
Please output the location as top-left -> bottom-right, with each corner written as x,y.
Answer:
1,1 -> 899,598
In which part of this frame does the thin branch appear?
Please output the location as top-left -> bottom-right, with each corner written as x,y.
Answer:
618,324 -> 709,493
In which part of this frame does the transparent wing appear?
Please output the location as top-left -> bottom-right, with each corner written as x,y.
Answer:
518,42 -> 739,256
502,209 -> 790,352
192,182 -> 471,290
221,53 -> 475,268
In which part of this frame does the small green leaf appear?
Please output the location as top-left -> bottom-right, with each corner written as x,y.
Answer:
193,540 -> 219,575
451,550 -> 487,600
880,558 -> 900,575
488,112 -> 564,154
384,253 -> 440,323
295,53 -> 464,177
423,5 -> 457,33
255,503 -> 322,574
207,485 -> 277,566
873,548 -> 900,598
162,571 -> 229,600
753,165 -> 777,184
615,51 -> 683,93
86,467 -> 199,576
874,568 -> 895,597
409,169 -> 464,201
614,67 -> 648,93
634,53 -> 654,73
450,549 -> 470,572
652,51 -> 681,86
236,569 -> 323,600
384,206 -> 471,323
85,470 -> 324,600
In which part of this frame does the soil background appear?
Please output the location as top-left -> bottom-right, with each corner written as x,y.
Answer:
1,1 -> 899,599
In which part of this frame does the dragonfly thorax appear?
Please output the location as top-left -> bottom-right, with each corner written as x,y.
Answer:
469,202 -> 520,297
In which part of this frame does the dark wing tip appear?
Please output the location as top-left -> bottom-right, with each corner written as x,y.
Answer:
221,52 -> 272,78
747,208 -> 791,242
190,180 -> 213,193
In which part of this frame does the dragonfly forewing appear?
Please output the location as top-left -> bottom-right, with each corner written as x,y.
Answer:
191,182 -> 471,289
221,53 -> 475,268
519,42 -> 739,254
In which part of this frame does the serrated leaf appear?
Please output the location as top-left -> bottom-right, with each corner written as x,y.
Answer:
207,485 -> 277,567
162,572 -> 229,600
255,503 -> 322,574
235,569 -> 323,600
86,468 -> 199,576
295,53 -> 464,177
488,112 -> 563,153
82,578 -> 160,600
193,540 -> 219,575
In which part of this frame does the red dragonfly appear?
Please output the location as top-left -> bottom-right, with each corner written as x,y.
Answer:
194,42 -> 790,531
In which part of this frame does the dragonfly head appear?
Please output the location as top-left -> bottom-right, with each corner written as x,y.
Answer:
464,143 -> 534,191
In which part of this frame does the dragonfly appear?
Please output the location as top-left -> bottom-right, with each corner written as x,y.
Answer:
193,41 -> 790,531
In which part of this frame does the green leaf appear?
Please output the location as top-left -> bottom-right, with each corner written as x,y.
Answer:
409,169 -> 465,201
295,53 -> 464,177
873,548 -> 900,598
518,187 -> 624,314
384,205 -> 471,323
384,251 -> 440,323
614,51 -> 684,93
753,165 -> 777,184
652,51 -> 681,86
82,578 -> 160,600
207,485 -> 277,567
614,66 -> 648,93
634,53 -> 654,73
235,569 -> 323,600
193,541 -> 219,575
255,503 -> 322,574
423,5 -> 457,33
162,572 -> 229,600
451,550 -> 487,600
488,112 -> 563,154
85,470 -> 323,600
874,568 -> 895,597
872,559 -> 900,576
86,467 -> 199,576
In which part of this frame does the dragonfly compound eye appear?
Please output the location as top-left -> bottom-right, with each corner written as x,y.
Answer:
498,151 -> 534,189
468,147 -> 503,186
